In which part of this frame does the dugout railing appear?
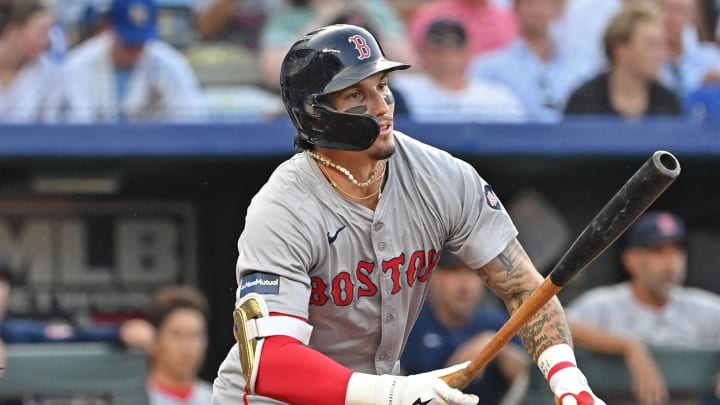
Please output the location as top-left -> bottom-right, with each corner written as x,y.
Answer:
0,343 -> 149,404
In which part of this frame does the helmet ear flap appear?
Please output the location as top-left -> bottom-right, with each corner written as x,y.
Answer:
293,102 -> 381,151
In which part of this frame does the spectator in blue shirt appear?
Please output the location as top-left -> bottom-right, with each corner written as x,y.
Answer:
469,0 -> 594,122
401,251 -> 530,405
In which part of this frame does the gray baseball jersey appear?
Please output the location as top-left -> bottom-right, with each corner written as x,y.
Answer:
213,131 -> 517,404
566,282 -> 720,348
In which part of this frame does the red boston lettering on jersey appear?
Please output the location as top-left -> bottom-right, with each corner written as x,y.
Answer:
421,248 -> 441,282
332,272 -> 354,306
309,250 -> 438,307
406,250 -> 426,288
356,261 -> 377,297
348,34 -> 372,60
382,253 -> 405,294
309,276 -> 328,306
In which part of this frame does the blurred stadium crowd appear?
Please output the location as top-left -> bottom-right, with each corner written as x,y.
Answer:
2,0 -> 720,124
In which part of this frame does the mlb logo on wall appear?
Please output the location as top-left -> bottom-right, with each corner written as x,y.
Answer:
240,272 -> 281,296
485,185 -> 502,210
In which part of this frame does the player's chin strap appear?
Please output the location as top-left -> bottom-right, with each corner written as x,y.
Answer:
233,293 -> 313,394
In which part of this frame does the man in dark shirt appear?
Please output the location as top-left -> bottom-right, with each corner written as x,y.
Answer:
401,252 -> 529,405
565,0 -> 682,118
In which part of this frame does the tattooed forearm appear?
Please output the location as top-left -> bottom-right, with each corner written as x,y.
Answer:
479,238 -> 574,362
497,238 -> 524,276
518,299 -> 574,362
480,239 -> 535,302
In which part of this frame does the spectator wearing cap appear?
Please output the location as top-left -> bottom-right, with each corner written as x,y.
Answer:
400,250 -> 530,405
469,0 -> 595,122
392,17 -> 526,122
566,211 -> 720,405
408,0 -> 518,60
54,0 -> 205,123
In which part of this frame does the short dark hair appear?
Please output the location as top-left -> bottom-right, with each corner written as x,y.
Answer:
147,285 -> 208,329
0,0 -> 46,35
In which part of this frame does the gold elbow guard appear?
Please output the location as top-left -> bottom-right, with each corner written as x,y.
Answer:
233,295 -> 266,386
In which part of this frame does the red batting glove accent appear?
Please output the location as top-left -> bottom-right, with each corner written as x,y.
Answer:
547,361 -> 576,382
558,391 -> 596,405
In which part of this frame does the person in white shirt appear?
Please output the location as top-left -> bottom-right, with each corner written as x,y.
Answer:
393,17 -> 526,123
57,0 -> 206,123
566,211 -> 720,405
657,0 -> 720,97
0,0 -> 61,122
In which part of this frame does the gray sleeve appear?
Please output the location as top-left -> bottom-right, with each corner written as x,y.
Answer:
235,195 -> 315,320
564,289 -> 608,326
444,159 -> 518,269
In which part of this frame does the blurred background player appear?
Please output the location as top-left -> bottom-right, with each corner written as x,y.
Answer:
401,250 -> 530,405
146,285 -> 213,405
566,211 -> 720,405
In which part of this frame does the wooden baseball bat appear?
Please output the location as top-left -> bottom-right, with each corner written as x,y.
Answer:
441,150 -> 681,390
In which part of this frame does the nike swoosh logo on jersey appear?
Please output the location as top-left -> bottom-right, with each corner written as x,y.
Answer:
412,398 -> 433,405
327,226 -> 346,244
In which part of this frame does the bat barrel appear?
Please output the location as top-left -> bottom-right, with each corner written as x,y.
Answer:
549,150 -> 681,287
654,150 -> 681,177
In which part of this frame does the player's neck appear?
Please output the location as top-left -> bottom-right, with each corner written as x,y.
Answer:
631,282 -> 669,309
148,369 -> 195,390
310,149 -> 387,209
609,67 -> 650,117
314,148 -> 384,180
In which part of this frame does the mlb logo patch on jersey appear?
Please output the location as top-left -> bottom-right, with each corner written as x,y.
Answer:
484,185 -> 502,210
239,272 -> 280,296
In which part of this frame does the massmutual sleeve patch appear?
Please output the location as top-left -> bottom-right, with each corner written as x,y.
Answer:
239,272 -> 281,297
484,185 -> 502,210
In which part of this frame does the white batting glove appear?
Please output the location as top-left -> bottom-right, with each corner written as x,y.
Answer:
345,362 -> 479,405
538,344 -> 606,405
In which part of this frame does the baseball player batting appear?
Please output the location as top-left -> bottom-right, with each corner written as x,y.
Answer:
212,24 -> 605,405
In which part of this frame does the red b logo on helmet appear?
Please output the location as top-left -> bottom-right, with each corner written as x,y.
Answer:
348,34 -> 372,60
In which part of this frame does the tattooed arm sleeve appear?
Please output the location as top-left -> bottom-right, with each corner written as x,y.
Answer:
476,238 -> 573,362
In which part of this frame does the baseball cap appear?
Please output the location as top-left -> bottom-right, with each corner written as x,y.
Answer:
625,211 -> 686,249
110,0 -> 158,45
424,18 -> 467,48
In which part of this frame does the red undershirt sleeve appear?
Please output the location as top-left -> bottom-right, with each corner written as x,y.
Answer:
254,314 -> 356,405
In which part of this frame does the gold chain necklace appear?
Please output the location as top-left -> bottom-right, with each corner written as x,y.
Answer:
308,150 -> 386,188
318,162 -> 384,201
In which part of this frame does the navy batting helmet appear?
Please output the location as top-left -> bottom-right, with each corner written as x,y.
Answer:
280,24 -> 410,151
